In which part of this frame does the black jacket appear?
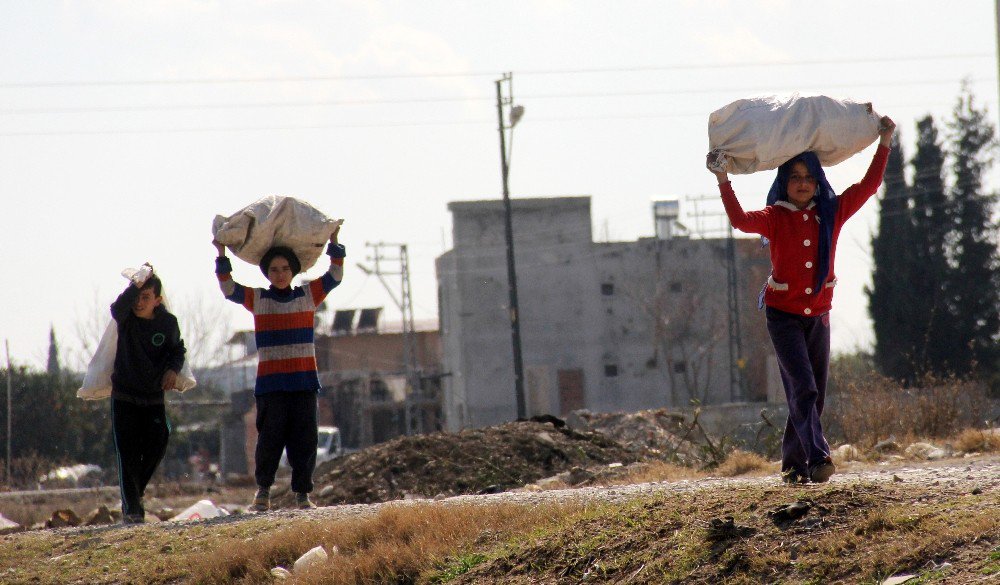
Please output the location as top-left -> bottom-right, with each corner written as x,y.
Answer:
110,285 -> 186,405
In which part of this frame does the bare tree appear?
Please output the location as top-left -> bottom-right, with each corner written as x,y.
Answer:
628,272 -> 726,406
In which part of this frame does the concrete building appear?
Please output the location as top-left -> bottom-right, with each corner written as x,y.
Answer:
436,196 -> 777,431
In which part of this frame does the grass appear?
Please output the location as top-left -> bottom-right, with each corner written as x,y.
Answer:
2,466 -> 996,584
188,501 -> 581,584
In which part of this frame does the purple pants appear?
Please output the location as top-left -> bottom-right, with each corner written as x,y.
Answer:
766,307 -> 832,474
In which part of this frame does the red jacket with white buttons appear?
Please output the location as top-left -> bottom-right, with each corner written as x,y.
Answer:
718,145 -> 890,317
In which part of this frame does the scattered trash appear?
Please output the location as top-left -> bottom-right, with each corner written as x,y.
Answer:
270,567 -> 291,580
0,513 -> 20,535
881,575 -> 916,585
293,545 -> 328,573
904,442 -> 948,460
832,444 -> 860,462
169,499 -> 230,522
37,464 -> 103,489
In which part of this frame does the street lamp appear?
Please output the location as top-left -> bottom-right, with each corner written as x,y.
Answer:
495,72 -> 527,421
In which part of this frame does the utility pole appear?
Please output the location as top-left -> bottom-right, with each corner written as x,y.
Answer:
995,0 -> 1000,132
359,242 -> 420,434
686,195 -> 746,402
5,341 -> 12,485
495,72 -> 527,420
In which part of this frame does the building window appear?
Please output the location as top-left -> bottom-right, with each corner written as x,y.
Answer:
670,282 -> 682,293
604,364 -> 619,377
601,283 -> 614,296
673,361 -> 687,374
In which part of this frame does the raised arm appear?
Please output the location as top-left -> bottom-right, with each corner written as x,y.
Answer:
213,240 -> 254,311
837,115 -> 896,221
110,282 -> 141,323
707,154 -> 774,238
306,224 -> 346,307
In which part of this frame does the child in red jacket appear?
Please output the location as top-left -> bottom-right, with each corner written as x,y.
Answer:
709,115 -> 895,484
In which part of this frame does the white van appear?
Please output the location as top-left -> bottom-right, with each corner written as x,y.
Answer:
279,426 -> 342,467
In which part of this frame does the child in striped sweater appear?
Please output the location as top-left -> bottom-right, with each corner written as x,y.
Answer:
213,226 -> 344,511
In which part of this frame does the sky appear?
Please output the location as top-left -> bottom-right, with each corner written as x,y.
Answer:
1,0 -> 998,371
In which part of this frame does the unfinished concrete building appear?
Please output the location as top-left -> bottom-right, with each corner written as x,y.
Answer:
436,196 -> 777,431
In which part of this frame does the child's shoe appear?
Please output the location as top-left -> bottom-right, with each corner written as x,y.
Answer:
295,492 -> 316,510
780,468 -> 806,485
808,458 -> 836,483
250,487 -> 270,512
123,513 -> 145,525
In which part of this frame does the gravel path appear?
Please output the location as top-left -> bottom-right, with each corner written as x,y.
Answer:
227,454 -> 998,528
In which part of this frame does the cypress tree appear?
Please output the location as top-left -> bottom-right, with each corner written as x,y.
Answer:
868,133 -> 916,380
908,115 -> 953,376
46,325 -> 61,378
945,85 -> 1000,377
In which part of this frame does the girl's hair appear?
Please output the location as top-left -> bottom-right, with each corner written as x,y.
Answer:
765,152 -> 838,295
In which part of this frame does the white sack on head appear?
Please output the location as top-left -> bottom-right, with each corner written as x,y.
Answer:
707,94 -> 881,175
212,195 -> 343,272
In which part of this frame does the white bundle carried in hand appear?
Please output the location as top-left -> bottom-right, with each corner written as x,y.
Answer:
77,266 -> 197,400
707,94 -> 881,175
212,195 -> 343,273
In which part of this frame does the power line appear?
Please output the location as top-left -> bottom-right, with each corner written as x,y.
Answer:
3,76 -> 993,116
0,53 -> 989,89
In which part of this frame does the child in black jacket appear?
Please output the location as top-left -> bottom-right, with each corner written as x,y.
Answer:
110,268 -> 186,524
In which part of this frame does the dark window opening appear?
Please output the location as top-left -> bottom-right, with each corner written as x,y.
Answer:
604,364 -> 619,377
601,283 -> 614,296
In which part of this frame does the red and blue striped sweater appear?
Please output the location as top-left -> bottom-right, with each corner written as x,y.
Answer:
215,243 -> 345,395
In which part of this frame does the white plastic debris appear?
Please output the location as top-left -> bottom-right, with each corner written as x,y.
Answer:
904,442 -> 947,461
832,444 -> 860,462
0,513 -> 20,533
270,567 -> 291,580
293,545 -> 328,573
169,499 -> 230,522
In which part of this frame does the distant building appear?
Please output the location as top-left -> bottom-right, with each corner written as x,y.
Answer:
315,315 -> 443,450
197,315 -> 444,475
436,196 -> 778,431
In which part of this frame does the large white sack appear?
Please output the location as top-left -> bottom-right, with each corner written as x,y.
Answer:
77,321 -> 197,400
707,94 -> 881,175
212,195 -> 343,272
78,265 -> 196,400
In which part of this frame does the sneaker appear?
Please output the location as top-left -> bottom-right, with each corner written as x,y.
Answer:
295,492 -> 316,510
808,458 -> 836,483
123,513 -> 145,525
781,468 -> 805,485
249,488 -> 270,512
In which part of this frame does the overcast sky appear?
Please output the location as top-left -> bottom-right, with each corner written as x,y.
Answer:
1,0 -> 997,370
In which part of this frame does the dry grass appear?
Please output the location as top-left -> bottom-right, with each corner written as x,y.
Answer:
713,449 -> 772,477
828,371 -> 994,448
613,460 -> 701,484
951,427 -> 1000,453
189,501 -> 580,584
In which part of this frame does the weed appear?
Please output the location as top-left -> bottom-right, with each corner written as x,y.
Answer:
714,449 -> 771,477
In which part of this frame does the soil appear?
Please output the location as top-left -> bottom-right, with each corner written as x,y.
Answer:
273,419 -> 640,507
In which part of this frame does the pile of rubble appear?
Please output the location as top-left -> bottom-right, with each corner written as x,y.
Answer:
281,419 -> 638,507
565,408 -> 710,465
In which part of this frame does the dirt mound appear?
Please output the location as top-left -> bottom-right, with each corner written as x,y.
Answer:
278,420 -> 638,507
566,408 -> 708,465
